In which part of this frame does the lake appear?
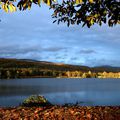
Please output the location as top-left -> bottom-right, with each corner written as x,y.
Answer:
0,78 -> 120,107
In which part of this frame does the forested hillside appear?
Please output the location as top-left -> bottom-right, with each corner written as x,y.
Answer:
0,58 -> 120,79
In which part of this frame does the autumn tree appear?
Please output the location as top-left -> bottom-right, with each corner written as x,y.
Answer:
0,0 -> 119,27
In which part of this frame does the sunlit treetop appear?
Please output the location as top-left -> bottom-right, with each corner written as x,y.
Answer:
0,0 -> 120,28
0,0 -> 56,12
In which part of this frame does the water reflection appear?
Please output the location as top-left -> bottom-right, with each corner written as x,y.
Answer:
0,78 -> 120,107
44,91 -> 120,106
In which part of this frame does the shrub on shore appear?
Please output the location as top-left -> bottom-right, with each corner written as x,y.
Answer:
21,95 -> 52,107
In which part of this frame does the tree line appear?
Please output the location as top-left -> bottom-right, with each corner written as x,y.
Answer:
0,68 -> 120,79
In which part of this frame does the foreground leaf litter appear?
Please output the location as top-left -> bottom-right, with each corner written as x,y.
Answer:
0,106 -> 120,120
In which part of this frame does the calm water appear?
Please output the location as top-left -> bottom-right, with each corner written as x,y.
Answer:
0,78 -> 120,107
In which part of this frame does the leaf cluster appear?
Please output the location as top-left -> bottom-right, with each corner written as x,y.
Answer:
0,0 -> 16,12
51,0 -> 120,27
0,0 -> 119,27
0,0 -> 55,12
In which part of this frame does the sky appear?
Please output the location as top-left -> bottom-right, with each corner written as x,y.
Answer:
0,4 -> 120,67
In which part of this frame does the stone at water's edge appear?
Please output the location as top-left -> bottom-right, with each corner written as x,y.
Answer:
21,95 -> 52,107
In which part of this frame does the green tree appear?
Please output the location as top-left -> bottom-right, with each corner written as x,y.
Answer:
0,0 -> 119,27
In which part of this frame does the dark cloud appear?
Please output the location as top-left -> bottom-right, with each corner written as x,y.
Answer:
55,56 -> 63,59
0,45 -> 66,56
71,57 -> 78,60
44,47 -> 66,52
79,49 -> 96,54
0,45 -> 41,55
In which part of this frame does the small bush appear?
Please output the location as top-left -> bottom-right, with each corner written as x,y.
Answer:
21,95 -> 52,107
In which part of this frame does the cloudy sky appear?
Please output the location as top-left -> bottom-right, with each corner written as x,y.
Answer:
0,4 -> 120,67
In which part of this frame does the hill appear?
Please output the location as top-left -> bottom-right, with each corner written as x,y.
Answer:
0,58 -> 120,72
0,58 -> 90,72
